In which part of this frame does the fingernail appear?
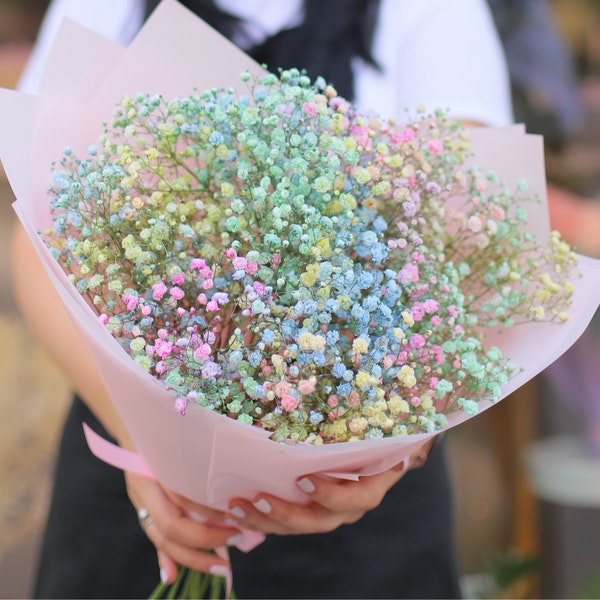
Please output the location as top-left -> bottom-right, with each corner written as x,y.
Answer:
253,498 -> 272,514
227,533 -> 245,547
160,568 -> 168,584
209,564 -> 230,578
230,506 -> 246,520
297,477 -> 315,494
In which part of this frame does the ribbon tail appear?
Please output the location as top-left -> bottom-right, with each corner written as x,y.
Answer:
82,422 -> 155,479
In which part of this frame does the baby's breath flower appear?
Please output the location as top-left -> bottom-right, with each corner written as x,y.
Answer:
45,68 -> 577,443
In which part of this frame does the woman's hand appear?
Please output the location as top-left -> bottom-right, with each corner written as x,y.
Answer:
225,441 -> 434,536
125,471 -> 242,585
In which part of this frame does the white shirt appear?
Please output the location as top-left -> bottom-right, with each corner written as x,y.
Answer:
18,0 -> 513,126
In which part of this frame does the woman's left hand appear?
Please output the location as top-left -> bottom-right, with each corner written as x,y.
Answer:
225,442 -> 433,535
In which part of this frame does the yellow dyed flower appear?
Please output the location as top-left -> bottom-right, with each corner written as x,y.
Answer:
402,311 -> 415,327
388,396 -> 410,414
531,305 -> 546,320
397,365 -> 417,388
355,370 -> 374,389
348,417 -> 368,435
352,337 -> 369,354
392,327 -> 405,340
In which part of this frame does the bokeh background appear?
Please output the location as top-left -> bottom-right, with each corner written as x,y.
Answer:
0,1 -> 599,598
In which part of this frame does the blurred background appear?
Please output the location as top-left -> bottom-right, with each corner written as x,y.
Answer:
0,1 -> 599,598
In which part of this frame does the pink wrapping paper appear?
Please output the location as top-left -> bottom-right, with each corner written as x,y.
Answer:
2,0 -> 600,514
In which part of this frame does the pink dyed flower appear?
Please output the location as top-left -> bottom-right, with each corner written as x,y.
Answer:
98,314 -> 108,325
171,272 -> 185,285
433,346 -> 444,364
399,128 -> 415,142
424,299 -> 439,313
157,328 -> 169,340
152,282 -> 167,301
245,261 -> 259,274
302,101 -> 317,116
398,263 -> 419,284
274,381 -> 292,398
447,305 -> 459,318
174,397 -> 187,415
232,257 -> 247,270
298,377 -> 316,395
410,334 -> 426,348
224,248 -> 237,259
169,286 -> 184,300
427,139 -> 443,154
123,294 -> 138,310
190,258 -> 207,270
281,395 -> 299,412
154,339 -> 174,359
327,395 -> 339,407
348,391 -> 360,407
202,279 -> 214,290
411,304 -> 425,321
193,343 -> 211,361
155,361 -> 166,374
206,300 -> 219,312
272,253 -> 280,265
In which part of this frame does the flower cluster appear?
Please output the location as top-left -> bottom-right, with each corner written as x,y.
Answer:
44,69 -> 577,443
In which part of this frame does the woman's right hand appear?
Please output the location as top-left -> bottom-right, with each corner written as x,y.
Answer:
124,471 -> 242,585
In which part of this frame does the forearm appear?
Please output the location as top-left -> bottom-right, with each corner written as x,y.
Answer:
11,221 -> 135,449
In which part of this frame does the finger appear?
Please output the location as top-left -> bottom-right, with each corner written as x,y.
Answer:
137,504 -> 235,576
128,473 -> 240,549
157,550 -> 178,585
226,495 -> 364,535
148,529 -> 231,577
163,489 -> 227,523
293,464 -> 408,515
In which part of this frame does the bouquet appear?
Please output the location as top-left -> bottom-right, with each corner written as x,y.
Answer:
1,0 -> 599,597
44,68 -> 577,445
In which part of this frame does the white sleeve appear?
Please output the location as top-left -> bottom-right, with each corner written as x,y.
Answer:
17,0 -> 145,93
353,0 -> 514,126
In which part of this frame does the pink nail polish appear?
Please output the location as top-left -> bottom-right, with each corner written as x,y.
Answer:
188,511 -> 205,522
209,564 -> 230,578
297,477 -> 315,494
160,568 -> 168,584
230,506 -> 246,519
253,498 -> 272,514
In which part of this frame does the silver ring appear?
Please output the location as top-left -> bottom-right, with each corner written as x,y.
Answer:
137,507 -> 154,530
